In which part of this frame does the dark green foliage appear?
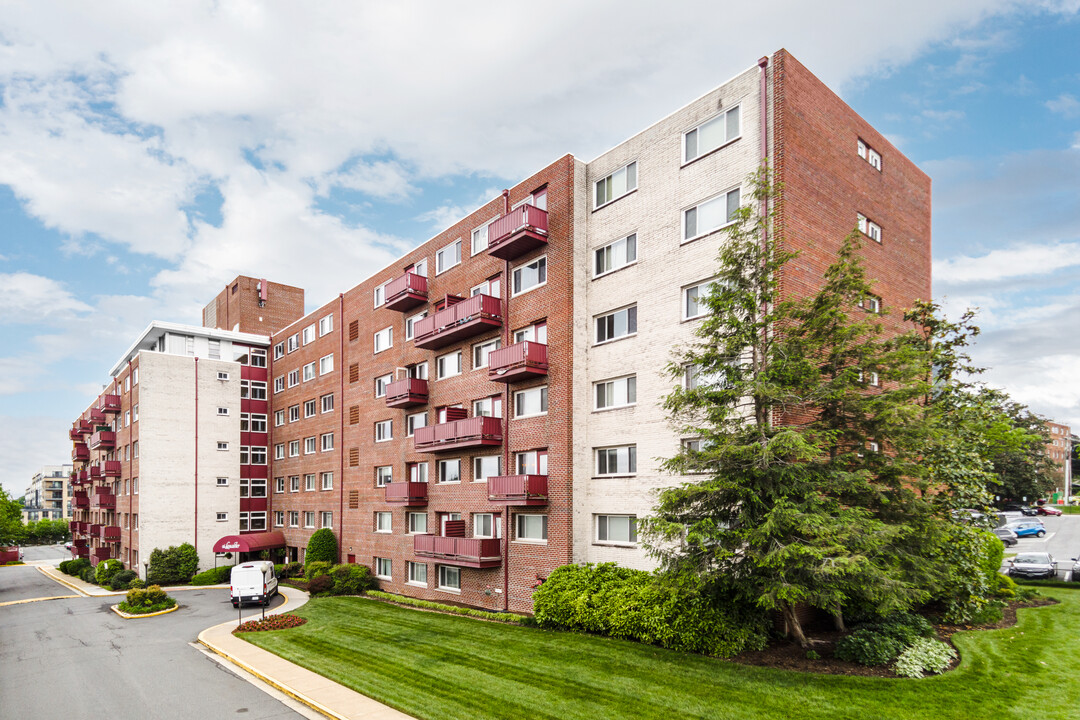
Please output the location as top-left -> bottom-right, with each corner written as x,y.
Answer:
304,560 -> 332,580
967,601 -> 1005,625
58,560 -> 72,574
94,558 -> 122,585
305,528 -> 337,565
307,574 -> 333,595
62,558 -> 90,576
834,628 -> 905,666
366,590 -> 528,623
80,567 -> 96,583
191,565 -> 234,585
532,563 -> 769,658
857,612 -> 934,645
280,561 -> 304,579
109,569 -> 138,591
329,563 -> 374,595
120,584 -> 176,614
273,563 -> 284,577
146,543 -> 199,585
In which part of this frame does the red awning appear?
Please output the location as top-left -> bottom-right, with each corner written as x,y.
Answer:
212,531 -> 286,554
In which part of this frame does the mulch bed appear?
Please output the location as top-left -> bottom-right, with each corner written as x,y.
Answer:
728,597 -> 1058,677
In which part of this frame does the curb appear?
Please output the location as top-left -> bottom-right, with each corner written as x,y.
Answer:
111,603 -> 180,619
0,594 -> 80,607
37,566 -> 92,596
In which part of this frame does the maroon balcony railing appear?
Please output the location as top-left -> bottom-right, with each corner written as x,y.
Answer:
71,539 -> 87,549
98,394 -> 121,414
89,524 -> 103,537
72,419 -> 92,436
487,474 -> 549,505
72,493 -> 88,509
68,520 -> 80,533
384,272 -> 429,312
384,482 -> 428,505
413,534 -> 502,568
91,547 -> 111,563
72,444 -> 89,462
90,430 -> 116,450
99,525 -> 121,542
68,428 -> 82,441
86,408 -> 106,424
72,546 -> 89,559
385,378 -> 428,408
488,341 -> 549,383
78,469 -> 88,481
413,416 -> 502,453
87,465 -> 102,480
413,294 -> 502,350
101,460 -> 122,478
488,204 -> 549,260
90,489 -> 116,510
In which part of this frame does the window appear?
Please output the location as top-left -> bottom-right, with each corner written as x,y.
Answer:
289,440 -> 300,457
405,310 -> 428,341
684,105 -> 741,163
685,362 -> 734,390
437,459 -> 461,484
319,314 -> 333,336
274,376 -> 285,393
514,323 -> 547,344
376,512 -> 392,533
251,348 -> 266,368
595,306 -> 637,344
375,420 -> 392,442
436,351 -> 462,379
515,514 -> 548,542
289,405 -> 300,422
473,339 -> 501,369
321,393 -> 334,413
408,362 -> 429,381
375,558 -> 392,579
474,513 -> 500,538
304,399 -> 317,418
595,445 -> 637,475
242,512 -> 267,532
304,437 -> 317,455
274,342 -> 285,359
374,374 -> 392,398
216,512 -> 228,522
408,512 -> 428,534
287,334 -> 299,353
859,294 -> 882,313
374,281 -> 388,307
407,562 -> 427,586
376,466 -> 393,487
857,213 -> 882,243
512,256 -> 547,295
215,370 -> 229,381
436,239 -> 462,274
374,327 -> 392,354
217,442 -> 229,451
304,511 -> 315,528
472,277 -> 501,297
683,280 -> 715,320
320,354 -> 334,375
249,414 -> 266,432
595,161 -> 637,208
302,324 -> 316,345
408,462 -> 428,483
289,511 -> 299,527
321,472 -> 333,490
303,362 -> 316,381
514,386 -> 548,417
133,404 -> 138,422
474,456 -> 502,482
249,447 -> 267,465
438,565 -> 461,591
597,515 -> 637,544
595,376 -> 636,410
321,511 -> 333,528
133,478 -> 138,495
321,433 -> 334,451
217,407 -> 229,417
274,510 -> 284,527
216,477 -> 228,487
594,234 -> 637,278
290,475 -> 300,492
240,478 -> 267,498
857,139 -> 882,171
133,367 -> 138,385
274,443 -> 286,460
515,450 -> 548,475
471,218 -> 494,255
684,188 -> 740,242
473,395 -> 503,418
406,412 -> 427,437
288,370 -> 300,388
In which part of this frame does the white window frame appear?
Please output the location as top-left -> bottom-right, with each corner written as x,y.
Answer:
274,342 -> 285,360
514,386 -> 548,418
408,462 -> 428,484
375,373 -> 392,398
287,334 -> 299,353
437,564 -> 461,592
321,432 -> 334,451
595,445 -> 637,476
436,239 -> 462,275
304,437 -> 317,455
374,557 -> 392,579
471,218 -> 494,256
683,188 -> 740,243
406,412 -> 427,437
319,314 -> 333,336
594,233 -> 637,278
376,512 -> 392,533
595,161 -> 637,209
216,512 -> 228,522
472,338 -> 501,370
436,351 -> 462,380
594,305 -> 637,345
683,279 -> 715,320
303,511 -> 316,529
473,455 -> 502,483
596,514 -> 638,545
437,458 -> 461,484
289,405 -> 300,422
274,443 -> 285,460
302,324 -> 316,345
303,362 -> 316,382
319,354 -> 334,375
405,310 -> 428,341
473,512 -> 501,539
857,213 -> 882,243
683,105 -> 741,164
216,477 -> 228,487
407,561 -> 428,587
374,281 -> 389,308
375,419 -> 392,443
288,370 -> 300,388
321,511 -> 333,528
375,466 -> 393,487
594,375 -> 636,411
515,450 -> 548,476
304,399 -> 317,418
374,327 -> 393,354
289,440 -> 300,458
274,376 -> 285,393
408,511 -> 428,534
511,256 -> 547,296
514,514 -> 548,543
321,393 -> 334,413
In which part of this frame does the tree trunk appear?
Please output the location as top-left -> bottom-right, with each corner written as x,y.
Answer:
782,603 -> 810,648
832,603 -> 846,632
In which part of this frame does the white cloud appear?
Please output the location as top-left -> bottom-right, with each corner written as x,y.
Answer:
934,241 -> 1080,284
0,272 -> 93,322
0,415 -> 74,497
1046,92 -> 1080,117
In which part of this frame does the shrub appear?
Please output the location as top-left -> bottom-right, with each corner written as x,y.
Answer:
532,563 -> 769,658
144,585 -> 168,604
109,570 -> 138,591
146,543 -> 199,585
993,572 -> 1018,599
58,560 -> 72,574
307,574 -> 334,595
304,561 -> 333,581
80,567 -> 96,584
63,558 -> 90,576
119,584 -> 176,615
305,529 -> 337,565
191,565 -> 234,586
367,590 -> 529,623
834,628 -> 904,666
129,578 -> 146,590
273,563 -> 284,578
967,601 -> 1005,626
857,612 -> 935,645
894,638 -> 957,679
280,562 -> 304,579
329,563 -> 374,596
94,558 -> 122,585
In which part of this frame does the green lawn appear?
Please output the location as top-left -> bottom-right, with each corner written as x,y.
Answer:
241,590 -> 1080,720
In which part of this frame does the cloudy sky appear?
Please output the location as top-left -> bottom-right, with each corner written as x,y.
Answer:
2,1 -> 1079,496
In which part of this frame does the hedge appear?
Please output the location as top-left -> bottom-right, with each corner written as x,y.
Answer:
532,563 -> 770,658
329,563 -> 374,595
305,529 -> 337,565
146,543 -> 199,585
367,590 -> 529,623
191,565 -> 234,585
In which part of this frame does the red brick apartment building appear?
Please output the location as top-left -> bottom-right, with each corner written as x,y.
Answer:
68,50 -> 931,613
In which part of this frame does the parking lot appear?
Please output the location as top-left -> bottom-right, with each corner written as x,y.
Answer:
1000,512 -> 1080,580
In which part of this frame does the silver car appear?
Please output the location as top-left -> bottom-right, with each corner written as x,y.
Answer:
992,526 -> 1018,547
1007,552 -> 1057,580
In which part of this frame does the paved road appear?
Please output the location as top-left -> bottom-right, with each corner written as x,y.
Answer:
0,557 -> 307,720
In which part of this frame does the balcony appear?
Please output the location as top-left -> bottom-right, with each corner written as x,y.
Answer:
385,378 -> 428,409
71,539 -> 87,549
488,204 -> 549,260
69,521 -> 87,535
72,493 -> 89,510
98,394 -> 121,414
487,475 -> 549,506
78,469 -> 88,482
413,294 -> 502,350
384,272 -> 429,312
72,443 -> 89,462
72,419 -> 92,436
68,428 -> 83,441
413,534 -> 502,569
90,489 -> 116,510
89,524 -> 102,538
384,482 -> 428,506
488,341 -> 549,383
100,460 -> 122,478
87,465 -> 102,480
72,546 -> 89,559
99,525 -> 121,542
89,430 -> 116,450
413,416 -> 502,453
91,547 -> 111,563
86,407 -> 106,424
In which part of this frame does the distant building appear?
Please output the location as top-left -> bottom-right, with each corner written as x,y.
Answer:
1046,421 -> 1072,502
22,465 -> 74,522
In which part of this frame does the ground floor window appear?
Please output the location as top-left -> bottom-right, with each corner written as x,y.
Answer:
375,557 -> 392,579
437,565 -> 460,592
408,561 -> 427,586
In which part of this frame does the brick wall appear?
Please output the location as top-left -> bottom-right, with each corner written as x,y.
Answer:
204,275 -> 306,336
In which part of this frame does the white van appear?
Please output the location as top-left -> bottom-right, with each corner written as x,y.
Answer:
230,561 -> 278,607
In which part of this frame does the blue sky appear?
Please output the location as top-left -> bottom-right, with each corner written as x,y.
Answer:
1,1 -> 1079,496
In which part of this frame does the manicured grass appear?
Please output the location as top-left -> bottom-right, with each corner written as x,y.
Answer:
242,591 -> 1080,720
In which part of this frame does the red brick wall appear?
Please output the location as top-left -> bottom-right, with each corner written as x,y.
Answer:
205,276 -> 306,336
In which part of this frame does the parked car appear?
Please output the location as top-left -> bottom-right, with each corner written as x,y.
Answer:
230,561 -> 278,608
1000,503 -> 1038,516
1070,556 -> 1080,582
1035,505 -> 1063,516
993,526 -> 1019,547
1006,520 -> 1047,538
1007,552 -> 1057,580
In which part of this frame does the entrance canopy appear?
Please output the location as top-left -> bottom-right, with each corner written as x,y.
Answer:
212,531 -> 286,554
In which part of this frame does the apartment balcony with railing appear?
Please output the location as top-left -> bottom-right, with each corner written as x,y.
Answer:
89,430 -> 116,451
487,341 -> 549,383
86,407 -> 106,424
89,524 -> 102,538
487,204 -> 549,260
385,378 -> 428,409
383,482 -> 428,506
99,525 -> 121,542
72,443 -> 89,462
383,272 -> 429,312
72,493 -> 89,510
96,460 -> 122,478
71,546 -> 89,559
413,534 -> 502,569
98,394 -> 121,414
413,415 -> 502,453
87,465 -> 102,481
71,539 -> 87,549
413,294 -> 502,350
90,488 -> 116,510
487,474 -> 549,506
91,546 -> 111,563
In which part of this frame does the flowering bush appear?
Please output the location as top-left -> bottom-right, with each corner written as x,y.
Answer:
234,614 -> 308,633
894,638 -> 957,679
